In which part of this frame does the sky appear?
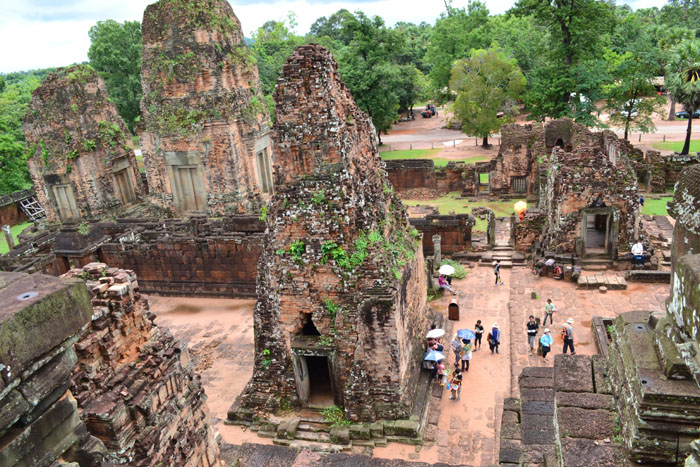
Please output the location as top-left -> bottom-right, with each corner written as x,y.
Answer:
0,0 -> 669,74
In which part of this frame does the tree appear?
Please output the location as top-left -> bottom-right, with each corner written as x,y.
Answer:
394,65 -> 429,117
309,9 -> 357,46
604,48 -> 665,141
665,40 -> 700,154
88,20 -> 142,133
425,1 -> 492,98
449,48 -> 526,146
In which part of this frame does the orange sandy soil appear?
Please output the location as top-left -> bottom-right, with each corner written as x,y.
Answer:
148,267 -> 669,465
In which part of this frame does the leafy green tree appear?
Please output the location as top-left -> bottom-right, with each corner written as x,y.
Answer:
0,123 -> 32,194
489,15 -> 549,75
309,9 -> 357,46
393,22 -> 433,73
604,47 -> 665,140
665,40 -> 700,154
394,65 -> 429,116
449,48 -> 526,146
87,20 -> 142,132
425,1 -> 492,97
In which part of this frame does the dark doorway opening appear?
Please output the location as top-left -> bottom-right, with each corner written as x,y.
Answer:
305,355 -> 333,407
555,138 -> 565,148
587,214 -> 608,249
301,314 -> 321,336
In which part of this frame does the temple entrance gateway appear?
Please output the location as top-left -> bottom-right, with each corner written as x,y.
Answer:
305,356 -> 333,407
291,348 -> 337,408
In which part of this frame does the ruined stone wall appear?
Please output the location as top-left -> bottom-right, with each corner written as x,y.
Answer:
0,272 -> 106,466
230,45 -> 430,423
540,120 -> 640,257
0,190 -> 33,227
99,216 -> 264,297
409,214 -> 475,255
24,65 -> 143,222
514,209 -> 545,252
64,263 -> 221,466
490,123 -> 545,196
140,0 -> 271,216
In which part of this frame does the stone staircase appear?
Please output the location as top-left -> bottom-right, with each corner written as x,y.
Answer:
479,246 -> 526,268
579,251 -> 614,271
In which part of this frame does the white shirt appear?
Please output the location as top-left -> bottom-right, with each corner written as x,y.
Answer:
631,243 -> 644,256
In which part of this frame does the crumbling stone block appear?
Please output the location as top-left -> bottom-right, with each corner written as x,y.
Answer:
554,355 -> 594,393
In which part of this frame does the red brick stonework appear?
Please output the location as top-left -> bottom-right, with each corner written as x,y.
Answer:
228,45 -> 431,423
24,65 -> 143,222
139,0 -> 273,216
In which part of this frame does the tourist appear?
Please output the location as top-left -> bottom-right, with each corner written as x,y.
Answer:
494,260 -> 504,286
474,320 -> 484,350
631,241 -> 644,267
563,318 -> 576,355
448,367 -> 463,400
450,334 -> 462,365
527,315 -> 539,353
639,195 -> 645,207
438,274 -> 457,295
543,298 -> 557,326
488,323 -> 501,354
540,328 -> 553,362
460,338 -> 473,371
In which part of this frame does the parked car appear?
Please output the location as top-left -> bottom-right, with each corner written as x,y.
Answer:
675,110 -> 700,119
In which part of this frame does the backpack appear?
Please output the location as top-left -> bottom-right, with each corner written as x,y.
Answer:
561,326 -> 567,341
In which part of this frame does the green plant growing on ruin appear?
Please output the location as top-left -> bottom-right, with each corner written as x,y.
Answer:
383,182 -> 393,194
311,190 -> 326,205
289,240 -> 306,263
368,230 -> 383,243
64,130 -> 71,145
77,223 -> 91,236
98,120 -> 122,147
321,405 -> 350,427
261,349 -> 272,370
281,198 -> 289,209
275,248 -> 286,256
392,267 -> 402,280
410,228 -> 419,239
40,140 -> 50,163
66,149 -> 79,160
319,336 -> 334,347
66,164 -> 72,174
259,205 -> 268,222
80,270 -> 90,280
321,241 -> 338,264
607,325 -> 616,335
82,139 -> 97,152
324,299 -> 340,319
349,234 -> 369,268
278,397 -> 291,413
71,103 -> 79,113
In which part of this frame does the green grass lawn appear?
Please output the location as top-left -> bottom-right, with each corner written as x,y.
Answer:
642,196 -> 672,216
401,191 -> 525,232
380,149 -> 489,167
651,140 -> 700,153
0,221 -> 33,253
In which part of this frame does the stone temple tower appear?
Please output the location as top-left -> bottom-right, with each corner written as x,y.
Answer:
24,65 -> 143,222
140,0 -> 272,216
228,45 -> 431,423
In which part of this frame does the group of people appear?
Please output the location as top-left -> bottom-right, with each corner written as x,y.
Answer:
424,320 -> 502,401
525,298 -> 577,362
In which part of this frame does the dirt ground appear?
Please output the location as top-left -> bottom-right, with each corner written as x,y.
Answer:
148,267 -> 669,466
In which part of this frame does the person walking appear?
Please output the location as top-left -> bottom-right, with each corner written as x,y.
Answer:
527,315 -> 539,353
540,328 -> 553,362
438,274 -> 457,295
488,323 -> 501,354
543,298 -> 556,326
460,338 -> 473,371
474,320 -> 484,351
563,318 -> 576,355
448,367 -> 463,400
450,334 -> 462,366
493,260 -> 504,286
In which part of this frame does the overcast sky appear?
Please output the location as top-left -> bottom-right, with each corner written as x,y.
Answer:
0,0 -> 668,73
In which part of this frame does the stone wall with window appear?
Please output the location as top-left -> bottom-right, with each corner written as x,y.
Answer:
24,65 -> 143,222
139,0 -> 272,216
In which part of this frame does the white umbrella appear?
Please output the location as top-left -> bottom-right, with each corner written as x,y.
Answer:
424,350 -> 445,361
427,328 -> 445,339
438,264 -> 455,276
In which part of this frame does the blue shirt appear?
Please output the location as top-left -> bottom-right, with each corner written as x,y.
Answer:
492,328 -> 500,341
540,334 -> 553,347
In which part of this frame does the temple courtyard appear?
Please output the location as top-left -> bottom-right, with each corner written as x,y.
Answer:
151,266 -> 668,466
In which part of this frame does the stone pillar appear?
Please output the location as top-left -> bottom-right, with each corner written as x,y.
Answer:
433,234 -> 441,266
2,225 -> 14,250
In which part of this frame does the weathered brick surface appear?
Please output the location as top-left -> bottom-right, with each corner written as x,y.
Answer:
490,122 -> 545,196
410,214 -> 475,255
24,65 -> 143,222
140,0 -> 271,216
64,263 -> 222,466
230,45 -> 430,422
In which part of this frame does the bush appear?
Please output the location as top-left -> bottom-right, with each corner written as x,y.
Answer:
321,405 -> 350,427
440,259 -> 467,279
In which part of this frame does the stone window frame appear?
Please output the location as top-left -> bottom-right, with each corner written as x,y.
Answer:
111,157 -> 138,206
253,135 -> 274,194
164,151 -> 208,214
44,174 -> 80,222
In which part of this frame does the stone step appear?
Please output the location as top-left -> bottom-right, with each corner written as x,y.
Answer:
298,408 -> 325,424
295,431 -> 332,442
297,422 -> 330,433
478,261 -> 513,268
288,440 -> 350,453
493,246 -> 514,251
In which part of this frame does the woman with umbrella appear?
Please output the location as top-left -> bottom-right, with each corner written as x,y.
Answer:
423,348 -> 445,380
438,264 -> 458,295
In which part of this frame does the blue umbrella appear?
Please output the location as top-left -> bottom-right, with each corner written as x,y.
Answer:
424,350 -> 445,361
457,329 -> 475,340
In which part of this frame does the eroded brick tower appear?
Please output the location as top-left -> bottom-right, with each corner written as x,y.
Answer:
24,65 -> 143,222
140,0 -> 272,216
229,45 -> 430,422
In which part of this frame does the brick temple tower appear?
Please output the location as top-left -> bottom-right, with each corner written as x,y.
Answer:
139,0 -> 273,216
228,45 -> 431,423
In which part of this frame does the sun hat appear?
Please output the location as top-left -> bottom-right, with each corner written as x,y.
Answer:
567,318 -> 574,324
544,328 -> 550,333
492,261 -> 497,266
493,323 -> 499,328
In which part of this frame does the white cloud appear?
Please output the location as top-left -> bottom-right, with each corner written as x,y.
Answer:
0,0 -> 670,73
